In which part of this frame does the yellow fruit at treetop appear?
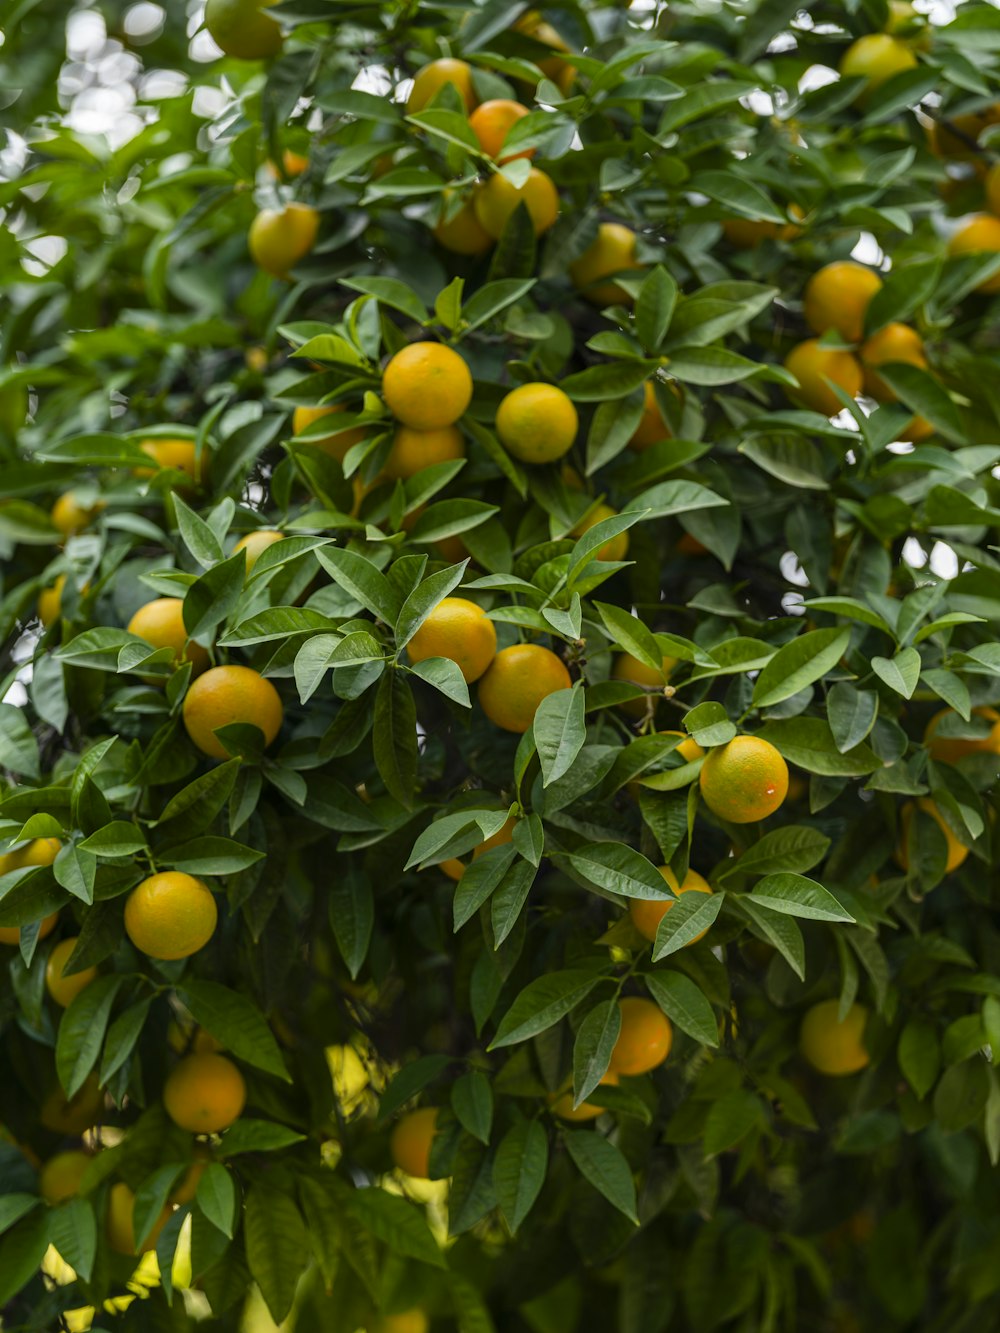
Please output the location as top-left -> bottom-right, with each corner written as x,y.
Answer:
858,322 -> 927,401
925,706 -> 1000,764
51,491 -> 104,537
630,381 -> 673,451
800,1000 -> 870,1075
985,162 -> 1000,216
125,871 -> 218,961
469,99 -> 532,161
384,424 -> 465,480
612,651 -> 676,719
137,437 -> 203,484
569,223 -> 640,306
608,997 -> 673,1076
182,664 -> 283,759
390,1107 -> 439,1177
37,575 -> 66,628
495,381 -> 578,464
434,190 -> 493,255
204,0 -> 282,59
839,34 -> 918,98
896,797 -> 969,874
548,1070 -> 619,1121
382,343 -> 473,430
630,866 -> 714,945
784,340 -> 863,416
0,838 -> 61,945
439,816 -> 515,881
948,215 -> 1000,293
570,503 -> 629,562
699,735 -> 789,824
40,1073 -> 104,1135
371,1311 -> 430,1333
39,1150 -> 91,1204
268,148 -> 309,178
474,168 -> 559,239
292,403 -> 365,460
722,204 -> 804,248
233,529 -> 284,573
478,643 -> 572,733
406,58 -> 476,114
249,202 -> 319,278
804,262 -> 883,343
407,597 -> 497,683
127,598 -> 210,675
661,730 -> 705,764
107,1181 -> 171,1256
45,938 -> 97,1008
164,1052 -> 247,1133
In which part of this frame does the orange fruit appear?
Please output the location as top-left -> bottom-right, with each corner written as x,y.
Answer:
382,343 -> 473,430
469,99 -> 532,161
896,797 -> 969,874
630,381 -> 673,451
51,492 -> 104,537
390,1107 -> 439,1177
249,202 -> 319,278
127,598 -> 210,675
858,322 -> 927,401
473,168 -> 559,239
495,382 -> 578,464
569,223 -> 640,305
292,403 -> 365,460
924,706 -> 1000,763
371,1312 -> 429,1333
570,503 -> 629,561
433,189 -> 493,255
699,735 -> 789,823
384,424 -> 465,480
0,838 -> 61,945
948,215 -> 1000,293
839,33 -> 918,98
612,651 -> 676,719
45,938 -> 97,1008
37,575 -> 67,628
661,730 -> 705,764
406,58 -> 476,114
439,816 -> 515,881
40,1074 -> 104,1135
233,529 -> 284,573
722,204 -> 804,248
608,996 -> 673,1076
39,1150 -> 91,1204
182,664 -> 283,759
548,1070 -> 619,1121
164,1052 -> 246,1133
516,13 -> 576,93
268,148 -> 309,178
407,597 -> 497,683
927,106 -> 1000,160
800,1000 -> 870,1075
630,866 -> 713,945
107,1181 -> 171,1256
136,437 -> 204,484
804,262 -> 883,343
204,0 -> 282,59
478,643 -> 572,733
784,339 -> 863,416
125,871 -> 218,960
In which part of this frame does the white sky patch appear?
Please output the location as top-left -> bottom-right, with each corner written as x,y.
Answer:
780,551 -> 810,587
851,231 -> 888,269
798,64 -> 838,94
124,3 -> 166,42
929,541 -> 959,579
903,537 -> 928,567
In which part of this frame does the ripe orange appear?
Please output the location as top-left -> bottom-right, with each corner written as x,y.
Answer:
137,437 -> 204,484
473,168 -> 560,239
204,0 -> 282,59
858,322 -> 927,401
927,106 -> 1000,160
722,204 -> 804,248
0,838 -> 61,945
569,223 -> 640,305
924,706 -> 1000,763
390,1107 -> 439,1177
107,1181 -> 171,1256
372,1311 -> 429,1333
182,664 -> 283,759
37,575 -> 67,628
249,202 -> 319,278
516,13 -> 576,93
896,797 -> 969,874
661,730 -> 705,764
804,262 -> 883,343
384,424 -> 465,480
127,598 -> 210,675
233,529 -> 284,573
469,99 -> 532,161
439,816 -> 515,881
948,215 -> 1000,293
407,597 -> 497,683
630,866 -> 713,945
292,403 -> 365,460
495,382 -> 578,464
986,162 -> 1000,216
784,339 -> 863,416
800,1000 -> 870,1076
51,492 -> 104,537
839,34 -> 918,98
382,343 -> 473,430
630,381 -> 673,451
548,1070 -> 619,1121
45,938 -> 97,1008
570,503 -> 629,561
125,871 -> 218,960
406,58 -> 476,114
164,1052 -> 247,1133
478,643 -> 572,733
612,651 -> 676,719
268,148 -> 309,178
39,1150 -> 91,1204
608,996 -> 673,1076
699,735 -> 789,823
434,190 -> 493,255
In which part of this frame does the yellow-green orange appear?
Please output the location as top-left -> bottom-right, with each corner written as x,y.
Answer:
390,1107 -> 439,1178
924,706 -> 1000,764
137,437 -> 203,484
0,839 -> 61,945
896,797 -> 969,874
249,202 -> 319,278
630,381 -> 672,451
407,597 -> 497,683
784,339 -> 863,416
569,223 -> 640,305
127,598 -> 210,675
839,34 -> 917,98
699,735 -> 789,823
183,664 -> 283,759
163,1052 -> 247,1133
612,651 -> 676,719
125,871 -> 218,961
292,403 -> 365,459
45,938 -> 97,1008
51,492 -> 104,537
630,867 -> 714,946
473,168 -> 559,239
570,503 -> 629,561
204,0 -> 282,59
233,529 -> 284,573
382,343 -> 472,430
800,999 -> 870,1075
804,262 -> 883,343
406,58 -> 476,114
608,997 -> 673,1076
548,1071 -> 618,1121
434,191 -> 493,255
39,1150 -> 91,1204
947,215 -> 1000,293
479,643 -> 572,733
384,424 -> 465,480
495,382 -> 578,464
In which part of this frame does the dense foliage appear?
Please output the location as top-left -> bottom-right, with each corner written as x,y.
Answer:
2,1 -> 1000,1330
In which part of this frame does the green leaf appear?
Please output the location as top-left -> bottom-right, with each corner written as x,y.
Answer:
748,873 -> 855,923
340,276 -> 429,323
559,359 -> 660,401
645,972 -> 719,1047
719,826 -> 830,880
683,701 -> 736,748
56,975 -> 123,1098
491,969 -> 604,1049
871,648 -> 921,699
178,980 -> 289,1081
408,656 -> 472,707
183,551 -> 247,642
245,1185 -> 310,1324
573,998 -> 622,1107
635,267 -> 678,350
373,670 -> 418,809
328,867 -> 373,980
0,705 -> 40,779
395,560 -> 469,649
876,363 -> 963,440
534,684 -> 586,787
453,844 -> 518,930
196,1163 -> 237,1238
898,1019 -> 940,1100
452,1071 -> 494,1145
435,276 -> 465,331
0,1208 -> 50,1306
740,434 -> 829,490
490,856 -> 536,947
827,682 -> 879,754
751,629 -> 850,710
377,1055 -> 452,1124
0,1196 -> 41,1236
739,899 -> 805,979
162,837 -> 264,874
758,718 -> 881,775
462,278 -> 537,332
77,821 -> 147,857
703,1090 -> 764,1156
315,547 -> 401,623
493,1119 -> 548,1234
563,1131 -> 638,1224
100,997 -> 152,1084
214,1121 -> 307,1158
594,602 -> 662,670
652,890 -> 725,960
350,1187 -> 446,1268
565,842 -> 669,899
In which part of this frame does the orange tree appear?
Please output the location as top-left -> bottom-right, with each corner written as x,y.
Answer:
1,1 -> 1000,1330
